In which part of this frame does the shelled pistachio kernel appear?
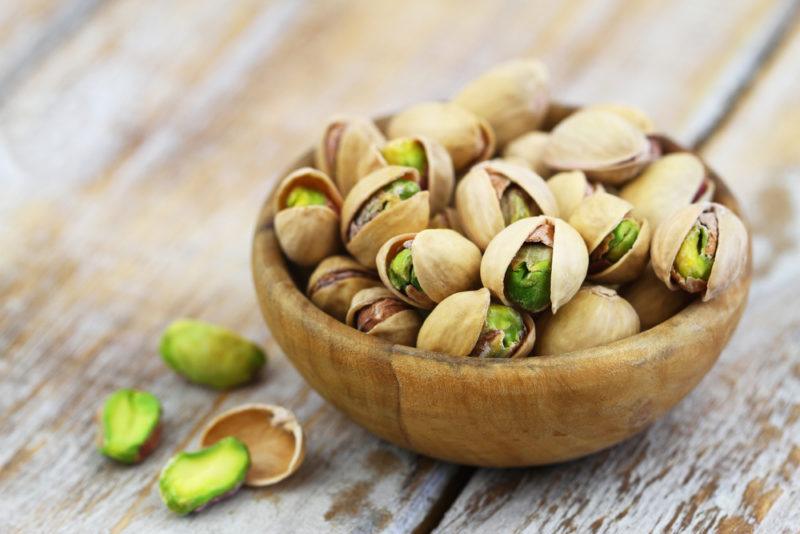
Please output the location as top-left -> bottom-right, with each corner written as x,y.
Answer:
160,319 -> 266,390
504,244 -> 553,313
98,388 -> 161,464
286,186 -> 327,207
500,186 -> 534,225
472,304 -> 526,358
675,223 -> 714,282
158,437 -> 250,515
604,219 -> 640,262
380,138 -> 427,176
387,248 -> 421,294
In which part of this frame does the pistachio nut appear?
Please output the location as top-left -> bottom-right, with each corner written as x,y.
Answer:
455,159 -> 559,250
314,115 -> 385,195
428,206 -> 464,235
651,202 -> 748,301
568,192 -> 651,284
307,255 -> 381,322
346,286 -> 422,346
160,319 -> 266,390
481,216 -> 588,314
546,170 -> 603,220
416,288 -> 535,358
159,436 -> 250,515
583,103 -> 655,133
620,263 -> 691,330
502,131 -> 550,176
340,166 -> 430,267
620,152 -> 715,230
386,101 -> 495,172
357,135 -> 454,214
274,167 -> 343,267
97,388 -> 161,464
534,285 -> 640,355
453,59 -> 549,148
376,229 -> 482,309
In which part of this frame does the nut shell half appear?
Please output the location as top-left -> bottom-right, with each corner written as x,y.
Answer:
583,103 -> 655,133
620,263 -> 691,330
546,170 -> 602,220
314,115 -> 385,195
502,131 -> 550,176
346,287 -> 422,346
307,255 -> 381,322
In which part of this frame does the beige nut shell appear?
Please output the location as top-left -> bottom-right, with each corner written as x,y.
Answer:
546,170 -> 602,220
620,263 -> 691,330
274,167 -> 343,267
502,131 -> 550,176
314,115 -> 386,195
307,255 -> 381,322
480,216 -> 588,313
386,101 -> 496,172
651,202 -> 748,301
535,285 -> 640,355
453,59 -> 550,148
200,404 -> 305,488
583,103 -> 655,133
376,230 -> 482,308
455,159 -> 559,251
428,207 -> 464,235
345,287 -> 421,346
340,166 -> 430,268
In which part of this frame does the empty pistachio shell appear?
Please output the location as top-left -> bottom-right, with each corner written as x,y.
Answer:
502,131 -> 550,176
346,286 -> 422,346
274,167 -> 343,267
620,263 -> 691,330
201,404 -> 305,487
376,229 -> 482,309
97,388 -> 161,464
453,59 -> 549,147
314,115 -> 385,195
160,319 -> 266,390
455,159 -> 559,250
568,192 -> 651,284
386,101 -> 495,172
546,170 -> 603,220
417,288 -> 535,358
340,166 -> 430,268
535,285 -> 640,355
651,202 -> 748,301
620,152 -> 715,230
307,255 -> 381,322
481,216 -> 588,314
159,436 -> 250,515
583,103 -> 655,133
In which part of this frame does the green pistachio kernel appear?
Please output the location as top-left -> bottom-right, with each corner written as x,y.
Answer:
387,248 -> 422,292
99,388 -> 161,464
384,178 -> 421,201
479,304 -> 525,358
500,187 -> 533,225
675,224 -> 714,281
504,244 -> 553,313
286,186 -> 327,208
160,319 -> 266,390
604,218 -> 640,263
159,437 -> 250,515
381,138 -> 427,176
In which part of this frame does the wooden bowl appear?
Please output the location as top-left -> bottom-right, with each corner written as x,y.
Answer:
251,104 -> 751,467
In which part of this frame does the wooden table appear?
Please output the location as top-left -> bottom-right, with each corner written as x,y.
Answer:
2,1 -> 799,532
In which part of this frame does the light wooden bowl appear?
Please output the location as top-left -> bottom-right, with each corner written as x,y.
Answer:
252,104 -> 751,467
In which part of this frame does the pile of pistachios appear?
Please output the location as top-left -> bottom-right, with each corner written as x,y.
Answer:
275,58 -> 749,358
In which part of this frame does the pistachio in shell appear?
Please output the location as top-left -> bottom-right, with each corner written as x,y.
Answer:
546,170 -> 603,220
651,202 -> 748,301
416,288 -> 535,358
97,388 -> 161,464
534,285 -> 640,355
386,101 -> 495,172
160,319 -> 266,390
481,216 -> 588,314
201,404 -> 305,487
274,167 -> 343,267
340,166 -> 430,268
583,103 -> 655,133
314,115 -> 385,195
620,263 -> 691,330
502,131 -> 550,176
159,436 -> 250,515
346,286 -> 422,346
620,152 -> 715,230
455,159 -> 559,250
568,192 -> 651,284
376,229 -> 482,309
307,255 -> 381,322
453,59 -> 549,148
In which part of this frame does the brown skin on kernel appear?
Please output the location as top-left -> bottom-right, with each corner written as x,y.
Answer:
356,298 -> 408,333
310,269 -> 378,294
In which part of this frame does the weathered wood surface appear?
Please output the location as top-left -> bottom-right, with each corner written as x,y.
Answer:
0,0 -> 798,532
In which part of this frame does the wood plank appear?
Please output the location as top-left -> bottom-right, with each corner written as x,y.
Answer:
436,14 -> 800,534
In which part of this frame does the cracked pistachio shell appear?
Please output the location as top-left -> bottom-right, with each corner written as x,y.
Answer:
546,170 -> 603,220
376,229 -> 482,308
455,159 -> 559,250
543,109 -> 653,185
481,216 -> 588,313
568,192 -> 651,284
620,152 -> 715,230
453,59 -> 550,148
651,202 -> 748,301
307,255 -> 381,322
357,136 -> 454,214
340,166 -> 430,268
314,115 -> 386,195
502,131 -> 550,176
428,207 -> 464,235
274,167 -> 343,267
345,287 -> 422,346
416,288 -> 535,357
620,263 -> 691,330
583,103 -> 655,133
534,285 -> 640,355
387,102 -> 495,172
